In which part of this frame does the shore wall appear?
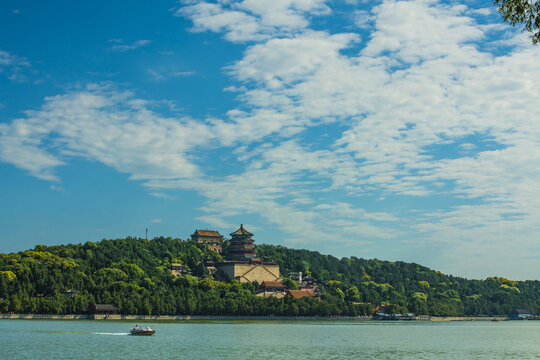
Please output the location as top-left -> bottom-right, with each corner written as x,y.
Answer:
426,316 -> 508,321
0,313 -> 509,321
0,313 -> 371,321
0,314 -> 91,320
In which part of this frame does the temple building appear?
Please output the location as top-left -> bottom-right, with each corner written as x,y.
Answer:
191,229 -> 224,253
215,224 -> 281,284
256,281 -> 287,298
227,224 -> 256,260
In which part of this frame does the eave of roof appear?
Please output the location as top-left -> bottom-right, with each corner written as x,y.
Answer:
287,290 -> 316,299
192,229 -> 223,237
261,281 -> 285,288
230,224 -> 253,236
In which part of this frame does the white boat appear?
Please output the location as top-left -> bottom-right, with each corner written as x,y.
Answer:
130,326 -> 155,336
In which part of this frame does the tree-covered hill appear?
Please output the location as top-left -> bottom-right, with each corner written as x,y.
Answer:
258,245 -> 540,316
1,237 -> 539,316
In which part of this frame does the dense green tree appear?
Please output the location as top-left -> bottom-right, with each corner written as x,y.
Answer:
494,0 -> 540,44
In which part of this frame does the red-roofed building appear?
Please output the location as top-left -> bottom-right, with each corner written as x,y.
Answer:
261,281 -> 285,290
286,289 -> 317,299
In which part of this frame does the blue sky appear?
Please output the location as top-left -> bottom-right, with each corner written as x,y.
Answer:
1,0 -> 539,280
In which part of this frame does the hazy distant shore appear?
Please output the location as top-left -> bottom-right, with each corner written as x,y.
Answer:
0,313 -> 508,321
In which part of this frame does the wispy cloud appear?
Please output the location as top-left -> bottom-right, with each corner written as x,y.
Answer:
0,49 -> 31,82
109,39 -> 151,52
176,0 -> 329,42
149,191 -> 174,200
50,185 -> 65,192
147,68 -> 195,81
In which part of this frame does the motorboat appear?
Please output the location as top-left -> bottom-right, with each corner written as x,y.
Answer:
130,326 -> 155,336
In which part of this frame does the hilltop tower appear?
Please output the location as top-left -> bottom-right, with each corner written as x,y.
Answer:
226,224 -> 256,260
215,224 -> 280,283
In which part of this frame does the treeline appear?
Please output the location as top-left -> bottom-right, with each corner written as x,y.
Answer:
1,237 -> 539,316
0,238 -> 370,316
258,245 -> 540,316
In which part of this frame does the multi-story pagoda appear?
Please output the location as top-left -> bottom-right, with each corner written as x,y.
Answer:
226,224 -> 256,260
215,224 -> 281,283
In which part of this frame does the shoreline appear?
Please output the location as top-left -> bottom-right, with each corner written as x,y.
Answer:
0,313 -> 509,322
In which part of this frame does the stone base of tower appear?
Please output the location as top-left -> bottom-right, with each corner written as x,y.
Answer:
216,260 -> 280,283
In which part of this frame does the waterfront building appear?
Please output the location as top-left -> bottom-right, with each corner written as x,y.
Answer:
510,309 -> 531,320
191,229 -> 224,253
93,304 -> 118,315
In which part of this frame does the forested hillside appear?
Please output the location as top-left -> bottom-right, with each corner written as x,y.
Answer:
258,245 -> 540,316
0,237 -> 539,316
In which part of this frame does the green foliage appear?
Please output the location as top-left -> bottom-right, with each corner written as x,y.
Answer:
494,0 -> 540,44
345,286 -> 361,302
413,292 -> 428,302
257,244 -> 540,316
0,270 -> 16,281
282,278 -> 299,290
2,239 -> 540,317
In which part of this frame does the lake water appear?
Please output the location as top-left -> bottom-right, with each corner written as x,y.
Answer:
2,319 -> 540,359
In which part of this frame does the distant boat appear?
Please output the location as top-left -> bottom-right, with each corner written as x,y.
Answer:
130,326 -> 155,336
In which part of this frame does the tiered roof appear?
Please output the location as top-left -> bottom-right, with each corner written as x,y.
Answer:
191,230 -> 223,237
226,224 -> 256,261
230,224 -> 253,236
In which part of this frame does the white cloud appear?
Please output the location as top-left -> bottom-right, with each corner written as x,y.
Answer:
228,31 -> 360,88
180,140 -> 398,246
149,191 -> 174,200
0,49 -> 31,81
0,50 -> 29,67
177,0 -> 330,42
214,0 -> 540,277
110,39 -> 151,52
362,0 -> 487,64
196,215 -> 232,229
0,121 -> 66,181
353,10 -> 374,29
147,68 -> 195,81
0,85 -> 212,183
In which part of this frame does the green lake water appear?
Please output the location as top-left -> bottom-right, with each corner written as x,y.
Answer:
2,319 -> 540,359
